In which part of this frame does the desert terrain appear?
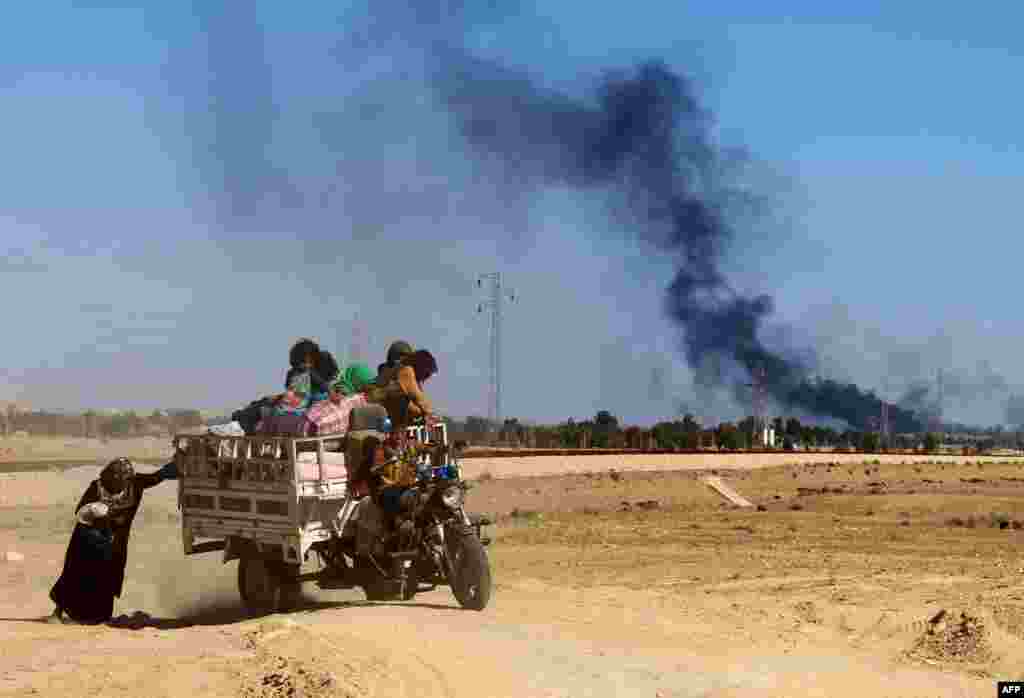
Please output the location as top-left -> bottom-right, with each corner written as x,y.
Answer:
3,444 -> 1024,696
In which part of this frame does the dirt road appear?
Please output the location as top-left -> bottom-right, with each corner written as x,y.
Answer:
2,459 -> 1021,697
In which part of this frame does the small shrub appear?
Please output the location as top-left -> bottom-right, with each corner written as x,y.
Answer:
789,502 -> 804,511
990,512 -> 1010,529
509,508 -> 543,525
947,516 -> 965,527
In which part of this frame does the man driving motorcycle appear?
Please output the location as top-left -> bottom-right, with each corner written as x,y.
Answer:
368,348 -> 439,432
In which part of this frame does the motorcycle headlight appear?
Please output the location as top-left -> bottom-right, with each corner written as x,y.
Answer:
441,485 -> 464,509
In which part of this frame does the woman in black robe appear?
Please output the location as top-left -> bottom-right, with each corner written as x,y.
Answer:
49,457 -> 177,624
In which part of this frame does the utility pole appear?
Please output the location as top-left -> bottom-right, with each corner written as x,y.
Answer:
745,364 -> 766,448
879,375 -> 890,446
477,273 -> 516,426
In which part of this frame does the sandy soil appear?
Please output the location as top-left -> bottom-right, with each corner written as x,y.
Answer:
3,456 -> 1024,696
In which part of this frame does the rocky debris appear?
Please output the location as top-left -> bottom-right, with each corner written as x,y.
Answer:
793,600 -> 821,625
907,611 -> 992,666
238,625 -> 365,698
619,499 -> 660,512
796,486 -> 847,496
991,604 -> 1024,642
240,655 -> 340,698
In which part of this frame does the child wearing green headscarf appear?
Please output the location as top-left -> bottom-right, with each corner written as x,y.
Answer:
331,362 -> 375,400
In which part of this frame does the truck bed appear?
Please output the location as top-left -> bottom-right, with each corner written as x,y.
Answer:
174,433 -> 356,563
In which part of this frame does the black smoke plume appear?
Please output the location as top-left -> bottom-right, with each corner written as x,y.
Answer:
177,3 -> 303,232
1006,394 -> 1024,429
420,40 -> 921,430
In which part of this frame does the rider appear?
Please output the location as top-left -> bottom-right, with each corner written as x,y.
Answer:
369,348 -> 438,432
376,340 -> 414,386
368,349 -> 440,526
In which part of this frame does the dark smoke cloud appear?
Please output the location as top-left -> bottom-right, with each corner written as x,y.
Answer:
179,3 -> 304,232
166,1 -> 523,308
899,382 -> 934,415
358,6 -> 915,430
431,52 -> 783,373
944,361 -> 1010,406
649,366 -> 666,402
1006,394 -> 1024,428
897,361 -> 1010,424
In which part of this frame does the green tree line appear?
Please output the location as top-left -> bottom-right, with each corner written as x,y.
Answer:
4,405 -> 1014,454
444,412 -> 988,454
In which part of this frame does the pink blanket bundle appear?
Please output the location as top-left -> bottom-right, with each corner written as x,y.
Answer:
305,393 -> 368,436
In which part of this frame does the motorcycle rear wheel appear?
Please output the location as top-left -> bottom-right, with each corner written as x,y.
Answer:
238,558 -> 300,614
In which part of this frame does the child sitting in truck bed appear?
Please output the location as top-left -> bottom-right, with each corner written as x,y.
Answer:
256,341 -> 340,435
276,339 -> 338,415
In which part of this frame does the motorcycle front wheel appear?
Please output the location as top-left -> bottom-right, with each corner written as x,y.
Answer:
445,524 -> 492,611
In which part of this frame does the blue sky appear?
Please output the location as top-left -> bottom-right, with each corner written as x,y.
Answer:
1,1 -> 1021,427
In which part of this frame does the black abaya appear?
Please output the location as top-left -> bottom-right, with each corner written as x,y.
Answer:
49,522 -> 116,624
49,466 -> 173,623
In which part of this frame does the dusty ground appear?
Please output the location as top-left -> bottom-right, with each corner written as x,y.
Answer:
4,455 -> 1024,696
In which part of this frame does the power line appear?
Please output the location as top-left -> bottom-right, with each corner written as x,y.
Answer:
880,375 -> 891,444
477,272 -> 516,425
